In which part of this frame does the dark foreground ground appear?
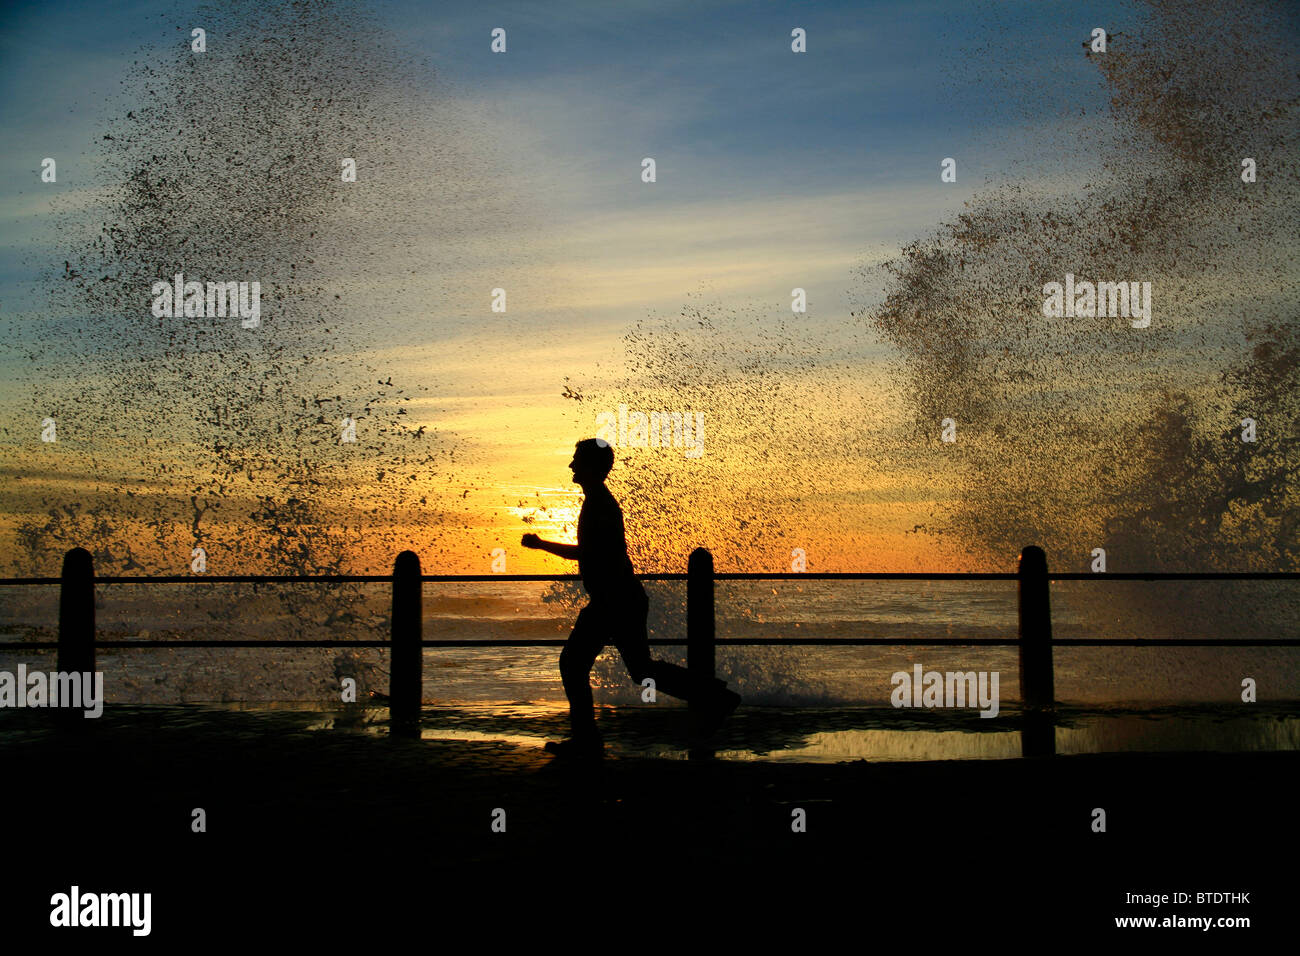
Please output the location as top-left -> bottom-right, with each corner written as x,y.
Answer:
2,706 -> 1293,945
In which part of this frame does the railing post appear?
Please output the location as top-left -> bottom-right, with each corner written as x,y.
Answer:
687,547 -> 715,734
390,550 -> 423,737
1017,545 -> 1055,757
58,548 -> 96,676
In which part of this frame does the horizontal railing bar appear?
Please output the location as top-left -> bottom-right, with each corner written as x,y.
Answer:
0,574 -> 586,584
1,638 -> 1296,650
0,573 -> 1001,584
0,641 -> 395,649
716,573 -> 1019,580
1051,638 -> 1300,645
0,574 -> 588,584
720,572 -> 1299,581
1045,572 -> 1300,581
1,571 -> 1296,586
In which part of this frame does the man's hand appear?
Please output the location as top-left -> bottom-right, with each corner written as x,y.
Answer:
520,534 -> 581,560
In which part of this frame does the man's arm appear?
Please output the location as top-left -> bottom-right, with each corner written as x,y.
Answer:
521,533 -> 580,560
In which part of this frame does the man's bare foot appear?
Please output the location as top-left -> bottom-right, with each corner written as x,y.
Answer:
694,687 -> 742,737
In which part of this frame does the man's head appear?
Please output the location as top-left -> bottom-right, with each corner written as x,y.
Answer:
569,438 -> 614,486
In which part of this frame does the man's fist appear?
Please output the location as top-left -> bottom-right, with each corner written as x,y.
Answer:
521,533 -> 541,549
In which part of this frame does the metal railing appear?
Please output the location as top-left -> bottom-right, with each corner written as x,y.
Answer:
1,546 -> 1296,756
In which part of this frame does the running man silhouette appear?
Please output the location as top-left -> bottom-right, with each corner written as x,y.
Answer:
522,438 -> 741,759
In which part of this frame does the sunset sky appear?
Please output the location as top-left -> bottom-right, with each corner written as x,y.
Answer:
2,0 -> 1287,577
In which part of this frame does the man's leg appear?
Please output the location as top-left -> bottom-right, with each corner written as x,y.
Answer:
615,587 -> 726,701
559,605 -> 605,741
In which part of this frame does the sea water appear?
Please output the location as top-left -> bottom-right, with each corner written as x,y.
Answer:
0,578 -> 1296,761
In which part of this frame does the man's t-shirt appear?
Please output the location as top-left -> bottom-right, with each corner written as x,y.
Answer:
577,484 -> 638,599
